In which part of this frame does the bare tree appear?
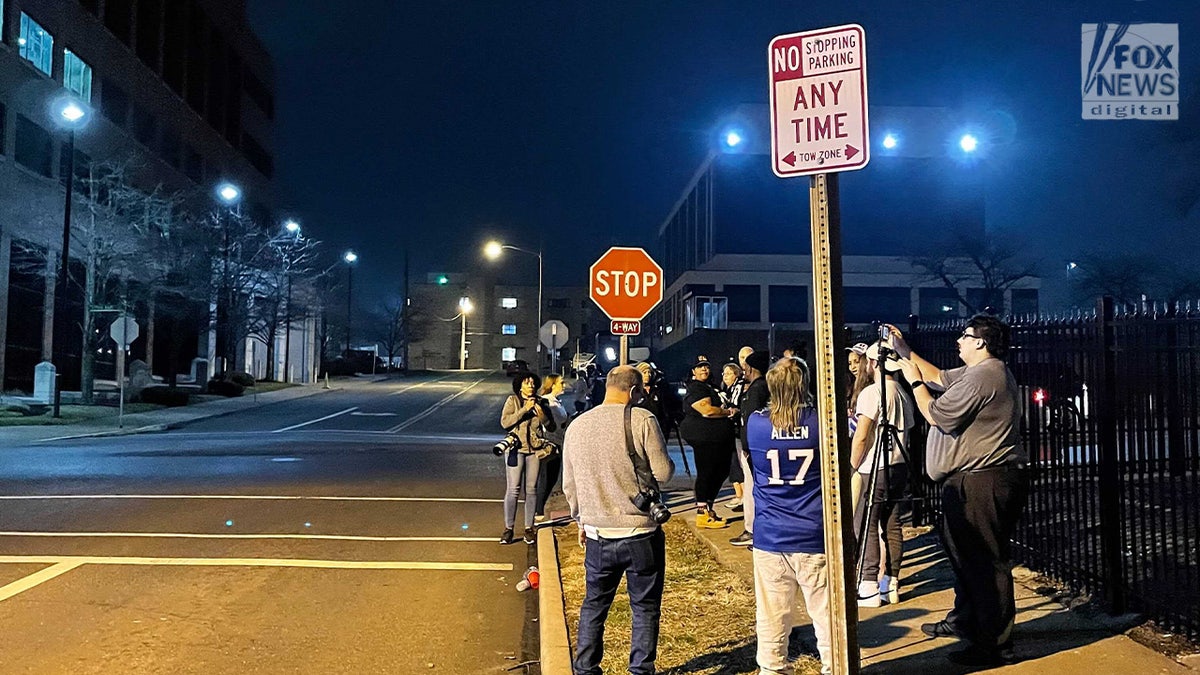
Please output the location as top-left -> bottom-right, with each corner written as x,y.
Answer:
245,234 -> 321,381
910,231 -> 1039,315
373,299 -> 406,371
1069,253 -> 1200,308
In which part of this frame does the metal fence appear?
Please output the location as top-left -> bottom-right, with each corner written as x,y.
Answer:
905,297 -> 1200,640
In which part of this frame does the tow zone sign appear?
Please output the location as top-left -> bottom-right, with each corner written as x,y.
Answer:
769,24 -> 869,178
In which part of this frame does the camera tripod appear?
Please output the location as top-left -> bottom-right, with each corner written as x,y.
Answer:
853,343 -> 913,591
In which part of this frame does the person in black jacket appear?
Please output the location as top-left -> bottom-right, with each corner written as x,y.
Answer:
678,356 -> 738,529
729,349 -> 771,547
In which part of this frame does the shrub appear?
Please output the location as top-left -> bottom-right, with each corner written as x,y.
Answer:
229,371 -> 256,387
138,386 -> 191,407
206,379 -> 245,397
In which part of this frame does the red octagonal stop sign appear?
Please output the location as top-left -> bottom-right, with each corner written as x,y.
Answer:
589,247 -> 663,321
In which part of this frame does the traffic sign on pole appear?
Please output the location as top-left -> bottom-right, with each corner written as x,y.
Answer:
588,247 -> 663,322
610,320 -> 641,336
109,315 -> 140,348
769,24 -> 869,178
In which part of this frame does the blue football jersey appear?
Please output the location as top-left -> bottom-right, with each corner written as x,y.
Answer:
746,408 -> 824,554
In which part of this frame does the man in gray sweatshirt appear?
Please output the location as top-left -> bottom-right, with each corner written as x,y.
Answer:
563,365 -> 675,675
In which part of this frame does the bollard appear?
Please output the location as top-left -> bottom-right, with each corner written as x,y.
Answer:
323,373 -> 330,390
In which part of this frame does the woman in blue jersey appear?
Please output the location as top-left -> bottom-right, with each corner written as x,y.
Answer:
746,356 -> 831,675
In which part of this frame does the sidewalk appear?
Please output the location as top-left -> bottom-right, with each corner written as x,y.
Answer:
689,497 -> 1199,674
0,380 -> 345,446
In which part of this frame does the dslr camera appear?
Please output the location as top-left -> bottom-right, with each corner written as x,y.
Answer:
493,432 -> 521,456
631,488 -> 672,524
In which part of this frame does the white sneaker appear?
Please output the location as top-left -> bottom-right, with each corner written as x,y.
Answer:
857,580 -> 881,608
879,575 -> 900,604
727,498 -> 742,509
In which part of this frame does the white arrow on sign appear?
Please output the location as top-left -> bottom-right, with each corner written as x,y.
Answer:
109,315 -> 140,348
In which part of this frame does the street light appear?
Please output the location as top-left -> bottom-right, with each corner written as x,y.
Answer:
458,297 -> 474,371
213,181 -> 242,375
281,220 -> 302,383
50,96 -> 89,417
344,250 -> 358,354
483,240 -> 542,372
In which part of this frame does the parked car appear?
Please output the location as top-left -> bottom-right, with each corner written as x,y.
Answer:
504,359 -> 530,376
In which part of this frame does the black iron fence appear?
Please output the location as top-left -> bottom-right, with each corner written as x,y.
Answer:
905,297 -> 1200,640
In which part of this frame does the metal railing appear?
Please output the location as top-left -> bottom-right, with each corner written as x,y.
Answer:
906,297 -> 1200,640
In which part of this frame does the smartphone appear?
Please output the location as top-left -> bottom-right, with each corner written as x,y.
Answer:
879,324 -> 892,341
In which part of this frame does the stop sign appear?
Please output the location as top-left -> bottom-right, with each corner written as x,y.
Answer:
589,247 -> 663,321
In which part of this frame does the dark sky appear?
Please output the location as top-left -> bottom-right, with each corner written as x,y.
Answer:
246,0 -> 1199,307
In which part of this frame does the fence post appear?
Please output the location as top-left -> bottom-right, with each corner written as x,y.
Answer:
1096,296 -> 1127,615
1165,302 -> 1185,478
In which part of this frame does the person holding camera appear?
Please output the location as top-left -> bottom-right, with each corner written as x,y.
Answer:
746,356 -> 831,675
498,371 -> 558,545
562,365 -> 674,675
887,316 -> 1028,667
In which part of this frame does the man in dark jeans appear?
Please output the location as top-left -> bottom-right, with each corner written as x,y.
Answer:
563,366 -> 675,675
890,315 -> 1029,667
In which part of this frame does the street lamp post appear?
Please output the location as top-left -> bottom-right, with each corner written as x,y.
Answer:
344,251 -> 358,355
282,220 -> 301,383
214,182 -> 241,375
483,240 -> 542,372
51,99 -> 88,418
458,297 -> 473,371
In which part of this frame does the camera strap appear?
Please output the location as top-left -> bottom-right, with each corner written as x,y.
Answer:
624,404 -> 657,492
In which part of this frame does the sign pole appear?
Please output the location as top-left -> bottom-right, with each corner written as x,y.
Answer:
809,173 -> 859,675
118,315 -> 129,429
618,335 -> 628,366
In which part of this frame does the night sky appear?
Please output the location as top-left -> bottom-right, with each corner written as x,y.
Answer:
246,0 -> 1200,308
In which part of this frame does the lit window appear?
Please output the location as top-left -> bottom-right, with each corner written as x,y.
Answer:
19,14 -> 54,76
501,324 -> 517,335
501,297 -> 518,309
501,347 -> 517,362
63,50 -> 93,102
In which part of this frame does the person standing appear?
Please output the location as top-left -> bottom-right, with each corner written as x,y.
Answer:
849,341 -> 914,607
534,373 -> 571,521
718,362 -> 747,510
563,365 -> 675,675
889,316 -> 1029,667
499,372 -> 556,545
678,356 -> 737,528
746,357 -> 831,675
730,348 -> 770,547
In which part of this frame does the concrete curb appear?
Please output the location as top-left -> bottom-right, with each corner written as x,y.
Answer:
538,527 -> 574,675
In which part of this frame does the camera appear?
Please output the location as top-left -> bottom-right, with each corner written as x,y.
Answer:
493,433 -> 521,456
631,488 -> 672,524
879,324 -> 892,341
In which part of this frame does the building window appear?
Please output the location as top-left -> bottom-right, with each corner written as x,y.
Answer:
918,287 -> 960,319
15,115 -> 53,177
724,284 -> 761,323
501,324 -> 517,335
63,50 -> 93,102
19,14 -> 54,76
768,285 -> 809,323
100,78 -> 130,126
501,347 -> 517,362
687,296 -> 728,331
843,287 -> 911,324
547,298 -> 570,309
501,297 -> 518,309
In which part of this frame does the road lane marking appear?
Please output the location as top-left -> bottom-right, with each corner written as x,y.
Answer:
386,375 -> 490,433
0,555 -> 511,572
272,406 -> 359,432
386,372 -> 456,396
0,560 -> 84,602
0,495 -> 503,503
0,531 -> 500,542
349,412 -> 398,417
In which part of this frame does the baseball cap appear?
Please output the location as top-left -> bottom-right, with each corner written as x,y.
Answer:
847,343 -> 869,355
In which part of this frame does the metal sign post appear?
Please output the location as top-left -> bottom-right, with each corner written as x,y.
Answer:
109,314 -> 139,430
768,23 -> 869,675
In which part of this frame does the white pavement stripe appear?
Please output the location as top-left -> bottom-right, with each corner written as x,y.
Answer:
0,555 -> 512,572
386,373 -> 455,396
273,406 -> 358,433
0,560 -> 84,602
386,376 -> 489,433
0,531 -> 498,542
0,495 -> 503,503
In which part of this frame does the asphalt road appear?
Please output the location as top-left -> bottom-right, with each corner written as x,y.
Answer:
0,371 -> 542,675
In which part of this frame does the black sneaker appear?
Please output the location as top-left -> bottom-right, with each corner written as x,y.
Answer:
523,527 -> 536,545
500,528 -> 514,545
729,531 -> 753,547
921,620 -> 964,639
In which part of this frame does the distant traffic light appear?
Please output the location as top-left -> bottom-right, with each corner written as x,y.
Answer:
437,275 -> 449,285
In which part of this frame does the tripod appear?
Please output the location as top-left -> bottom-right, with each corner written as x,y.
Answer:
854,345 -> 912,591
